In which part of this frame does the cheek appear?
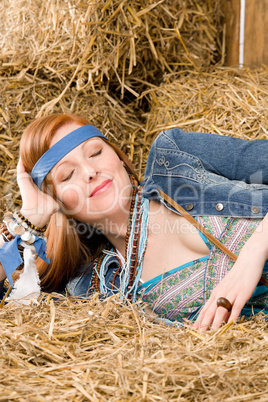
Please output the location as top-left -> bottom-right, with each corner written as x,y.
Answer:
113,159 -> 129,182
62,189 -> 79,209
58,185 -> 86,213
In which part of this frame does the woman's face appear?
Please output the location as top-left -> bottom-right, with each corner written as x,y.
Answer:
49,123 -> 132,224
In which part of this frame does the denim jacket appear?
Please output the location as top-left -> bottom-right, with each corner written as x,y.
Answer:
142,128 -> 268,217
67,128 -> 268,297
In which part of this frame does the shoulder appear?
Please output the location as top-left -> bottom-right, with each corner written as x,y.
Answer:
151,128 -> 185,150
151,128 -> 223,150
150,128 -> 249,161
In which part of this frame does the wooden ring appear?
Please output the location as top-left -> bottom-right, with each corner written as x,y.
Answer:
216,297 -> 232,312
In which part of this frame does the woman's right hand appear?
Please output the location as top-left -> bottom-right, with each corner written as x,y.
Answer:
17,158 -> 60,228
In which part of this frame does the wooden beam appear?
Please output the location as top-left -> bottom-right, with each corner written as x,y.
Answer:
222,0 -> 240,66
244,0 -> 268,67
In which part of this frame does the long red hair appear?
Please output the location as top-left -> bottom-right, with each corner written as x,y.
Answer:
20,114 -> 138,292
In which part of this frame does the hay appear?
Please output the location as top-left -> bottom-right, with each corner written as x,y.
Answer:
143,67 -> 268,141
0,0 -> 224,97
0,293 -> 268,400
1,1 -> 268,400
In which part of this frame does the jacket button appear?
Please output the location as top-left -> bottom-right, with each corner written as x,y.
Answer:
216,203 -> 224,212
251,206 -> 260,214
186,203 -> 194,211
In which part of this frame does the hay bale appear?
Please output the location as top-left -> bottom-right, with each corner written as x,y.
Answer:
1,3 -> 268,400
143,67 -> 268,141
0,77 -> 146,217
0,0 -> 224,98
0,293 -> 268,400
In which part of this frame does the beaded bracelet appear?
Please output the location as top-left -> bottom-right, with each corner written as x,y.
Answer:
7,220 -> 36,244
0,222 -> 15,242
12,213 -> 44,238
3,212 -> 47,246
14,210 -> 47,233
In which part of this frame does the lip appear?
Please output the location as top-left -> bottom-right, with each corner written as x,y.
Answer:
90,179 -> 113,197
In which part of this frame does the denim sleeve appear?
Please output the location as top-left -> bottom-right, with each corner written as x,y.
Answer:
148,129 -> 268,184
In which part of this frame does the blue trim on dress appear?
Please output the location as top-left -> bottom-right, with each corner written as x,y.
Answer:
138,216 -> 212,295
138,255 -> 209,294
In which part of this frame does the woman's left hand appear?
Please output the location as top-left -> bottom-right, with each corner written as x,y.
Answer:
193,216 -> 268,331
193,257 -> 263,331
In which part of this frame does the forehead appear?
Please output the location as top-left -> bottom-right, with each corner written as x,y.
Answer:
50,122 -> 84,147
51,138 -> 107,171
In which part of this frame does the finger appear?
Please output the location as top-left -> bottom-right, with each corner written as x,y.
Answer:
195,294 -> 232,331
211,307 -> 230,330
193,306 -> 208,328
193,308 -> 209,328
194,303 -> 218,331
17,157 -> 27,174
227,298 -> 244,325
193,295 -> 217,328
17,170 -> 37,194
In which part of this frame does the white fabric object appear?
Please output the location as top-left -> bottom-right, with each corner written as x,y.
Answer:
7,246 -> 41,305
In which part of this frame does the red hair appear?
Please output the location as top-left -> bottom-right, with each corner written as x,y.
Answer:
19,114 -> 138,292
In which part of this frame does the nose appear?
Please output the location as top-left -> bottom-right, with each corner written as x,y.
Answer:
86,171 -> 97,183
83,164 -> 97,183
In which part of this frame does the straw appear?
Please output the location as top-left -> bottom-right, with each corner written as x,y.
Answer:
0,293 -> 267,400
1,2 -> 268,399
143,68 -> 268,142
0,0 -> 223,97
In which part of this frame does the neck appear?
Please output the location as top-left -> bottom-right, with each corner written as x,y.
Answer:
92,197 -> 132,256
101,214 -> 129,256
96,185 -> 139,256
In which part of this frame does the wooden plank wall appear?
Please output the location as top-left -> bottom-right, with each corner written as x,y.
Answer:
223,0 -> 268,67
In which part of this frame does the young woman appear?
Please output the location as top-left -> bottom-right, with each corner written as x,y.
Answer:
1,113 -> 268,331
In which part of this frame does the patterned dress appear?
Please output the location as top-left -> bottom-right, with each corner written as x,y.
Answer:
138,216 -> 268,324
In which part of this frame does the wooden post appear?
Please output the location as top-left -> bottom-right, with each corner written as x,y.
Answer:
222,0 -> 240,66
244,0 -> 268,66
223,0 -> 268,67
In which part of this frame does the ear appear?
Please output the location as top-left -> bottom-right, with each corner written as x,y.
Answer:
121,160 -> 127,168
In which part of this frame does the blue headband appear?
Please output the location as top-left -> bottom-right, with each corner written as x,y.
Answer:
31,125 -> 107,189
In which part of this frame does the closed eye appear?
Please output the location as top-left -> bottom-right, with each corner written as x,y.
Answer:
62,170 -> 74,182
90,149 -> 102,157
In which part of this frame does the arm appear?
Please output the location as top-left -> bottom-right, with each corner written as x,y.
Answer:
193,213 -> 268,331
155,129 -> 268,184
17,158 -> 59,228
0,159 -> 59,284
